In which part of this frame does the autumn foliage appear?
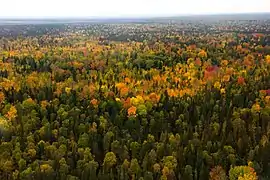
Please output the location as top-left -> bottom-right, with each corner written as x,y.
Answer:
0,20 -> 269,180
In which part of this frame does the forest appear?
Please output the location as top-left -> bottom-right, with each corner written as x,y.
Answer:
0,18 -> 270,180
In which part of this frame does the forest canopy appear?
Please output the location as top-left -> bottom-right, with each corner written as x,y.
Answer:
0,19 -> 270,180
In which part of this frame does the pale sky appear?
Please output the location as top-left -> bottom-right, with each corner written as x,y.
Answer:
1,0 -> 270,18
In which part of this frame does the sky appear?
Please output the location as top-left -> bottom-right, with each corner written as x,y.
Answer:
1,0 -> 270,18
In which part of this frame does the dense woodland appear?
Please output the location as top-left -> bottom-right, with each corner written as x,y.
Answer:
0,19 -> 270,180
